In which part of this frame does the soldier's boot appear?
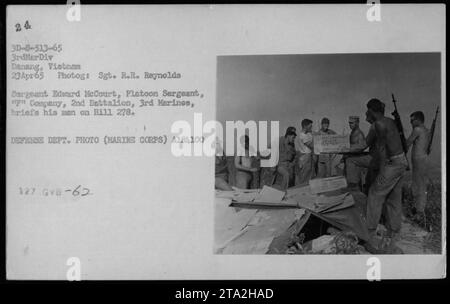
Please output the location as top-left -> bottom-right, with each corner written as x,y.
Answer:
384,231 -> 403,254
363,230 -> 384,254
413,211 -> 427,229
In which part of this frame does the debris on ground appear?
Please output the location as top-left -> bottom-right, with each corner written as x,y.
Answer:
217,175 -> 442,255
286,230 -> 364,254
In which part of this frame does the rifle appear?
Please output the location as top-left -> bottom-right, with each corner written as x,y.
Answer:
427,106 -> 439,155
391,94 -> 410,170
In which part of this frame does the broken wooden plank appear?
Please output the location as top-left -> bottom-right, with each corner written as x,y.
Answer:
230,200 -> 298,209
253,185 -> 285,204
214,197 -> 259,252
309,176 -> 347,194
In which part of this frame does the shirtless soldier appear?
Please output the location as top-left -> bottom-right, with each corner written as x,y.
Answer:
406,111 -> 430,225
363,98 -> 408,254
234,135 -> 258,189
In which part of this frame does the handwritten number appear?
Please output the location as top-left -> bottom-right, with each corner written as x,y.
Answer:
18,186 -> 92,198
81,188 -> 90,196
71,185 -> 91,197
15,21 -> 31,32
72,185 -> 81,196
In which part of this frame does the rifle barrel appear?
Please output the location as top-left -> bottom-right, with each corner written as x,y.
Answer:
391,94 -> 410,170
427,106 -> 439,155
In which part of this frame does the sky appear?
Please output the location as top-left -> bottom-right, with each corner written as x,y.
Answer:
217,53 -> 442,167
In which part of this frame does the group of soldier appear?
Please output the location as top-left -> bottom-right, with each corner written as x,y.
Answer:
349,99 -> 432,253
215,98 -> 434,254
